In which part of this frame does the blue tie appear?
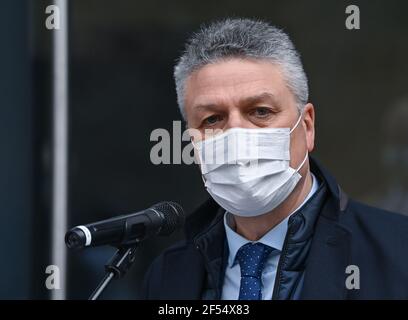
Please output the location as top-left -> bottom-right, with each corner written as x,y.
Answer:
236,242 -> 274,300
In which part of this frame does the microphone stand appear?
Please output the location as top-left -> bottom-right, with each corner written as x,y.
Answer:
89,244 -> 138,300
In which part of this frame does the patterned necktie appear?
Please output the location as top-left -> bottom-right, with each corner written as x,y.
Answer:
236,242 -> 274,300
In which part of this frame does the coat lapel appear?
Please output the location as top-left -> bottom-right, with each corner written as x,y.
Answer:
193,208 -> 228,300
300,202 -> 351,299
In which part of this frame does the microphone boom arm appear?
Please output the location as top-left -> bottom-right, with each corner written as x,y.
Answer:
89,244 -> 139,300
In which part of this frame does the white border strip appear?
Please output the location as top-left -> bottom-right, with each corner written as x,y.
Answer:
51,0 -> 68,300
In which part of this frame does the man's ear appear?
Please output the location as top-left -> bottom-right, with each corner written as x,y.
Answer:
303,103 -> 315,152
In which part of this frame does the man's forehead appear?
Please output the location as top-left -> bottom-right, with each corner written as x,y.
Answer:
185,60 -> 286,109
187,59 -> 284,87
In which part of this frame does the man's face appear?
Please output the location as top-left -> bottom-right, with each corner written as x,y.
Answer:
184,58 -> 315,173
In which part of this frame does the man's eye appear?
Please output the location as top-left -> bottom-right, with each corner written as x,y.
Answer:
251,107 -> 272,118
203,115 -> 221,126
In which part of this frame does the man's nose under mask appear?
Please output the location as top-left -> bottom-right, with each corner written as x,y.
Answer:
192,114 -> 308,217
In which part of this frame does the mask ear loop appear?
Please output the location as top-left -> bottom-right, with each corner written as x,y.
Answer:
290,111 -> 309,172
295,152 -> 309,173
289,112 -> 303,134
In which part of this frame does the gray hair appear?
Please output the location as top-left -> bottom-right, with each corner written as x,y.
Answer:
174,18 -> 309,119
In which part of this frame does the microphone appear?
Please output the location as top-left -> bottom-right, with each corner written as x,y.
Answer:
65,201 -> 185,249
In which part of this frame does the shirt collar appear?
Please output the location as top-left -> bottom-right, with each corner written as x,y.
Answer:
224,173 -> 319,267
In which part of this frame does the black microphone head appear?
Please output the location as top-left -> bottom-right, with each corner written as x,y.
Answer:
65,228 -> 87,249
152,201 -> 185,236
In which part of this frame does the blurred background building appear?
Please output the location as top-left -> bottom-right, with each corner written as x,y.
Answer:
1,0 -> 407,299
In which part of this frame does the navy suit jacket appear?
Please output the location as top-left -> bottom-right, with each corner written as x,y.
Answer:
141,158 -> 408,299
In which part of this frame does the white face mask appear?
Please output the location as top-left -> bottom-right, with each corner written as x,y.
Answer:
192,114 -> 308,217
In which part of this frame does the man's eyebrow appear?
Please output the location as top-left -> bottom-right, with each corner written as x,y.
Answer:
193,103 -> 220,112
239,92 -> 277,106
192,92 -> 277,111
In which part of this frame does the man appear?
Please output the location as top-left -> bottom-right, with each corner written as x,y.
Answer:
142,18 -> 408,299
